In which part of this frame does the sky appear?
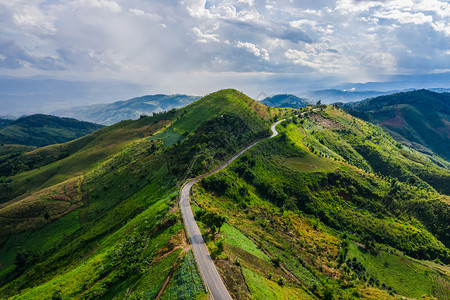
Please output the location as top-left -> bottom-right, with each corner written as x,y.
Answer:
0,0 -> 449,100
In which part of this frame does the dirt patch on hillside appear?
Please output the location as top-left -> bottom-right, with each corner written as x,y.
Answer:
0,177 -> 82,238
226,245 -> 292,283
215,257 -> 250,300
152,230 -> 187,264
309,113 -> 342,130
379,110 -> 406,128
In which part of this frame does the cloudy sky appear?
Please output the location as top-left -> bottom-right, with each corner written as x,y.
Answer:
0,0 -> 449,98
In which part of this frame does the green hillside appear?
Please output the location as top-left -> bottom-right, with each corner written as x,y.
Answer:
0,90 -> 449,299
344,89 -> 450,161
0,114 -> 104,147
0,89 -> 277,299
261,94 -> 311,108
193,105 -> 450,299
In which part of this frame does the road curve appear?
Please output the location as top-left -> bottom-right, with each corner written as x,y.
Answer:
180,119 -> 285,300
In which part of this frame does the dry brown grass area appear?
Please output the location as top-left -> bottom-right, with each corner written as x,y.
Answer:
152,230 -> 187,264
309,112 -> 343,130
0,177 -> 81,238
358,286 -> 399,299
215,256 -> 250,300
227,245 -> 293,283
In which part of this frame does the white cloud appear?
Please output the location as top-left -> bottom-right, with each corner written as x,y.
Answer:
129,8 -> 145,16
193,27 -> 220,43
236,41 -> 269,60
0,0 -> 449,95
83,0 -> 121,12
374,10 -> 433,25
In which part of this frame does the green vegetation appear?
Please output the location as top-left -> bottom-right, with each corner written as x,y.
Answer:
0,114 -> 103,147
261,94 -> 311,109
344,89 -> 450,161
221,224 -> 270,262
0,89 -> 279,299
160,250 -> 206,299
192,103 -> 450,299
0,90 -> 449,299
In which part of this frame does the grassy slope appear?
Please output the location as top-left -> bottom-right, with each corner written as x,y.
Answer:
0,89 -> 276,299
1,93 -> 449,299
192,105 -> 450,299
345,89 -> 450,161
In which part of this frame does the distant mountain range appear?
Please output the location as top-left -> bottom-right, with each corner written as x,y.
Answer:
261,94 -> 311,108
52,94 -> 200,125
344,89 -> 450,160
0,114 -> 103,147
302,89 -> 391,103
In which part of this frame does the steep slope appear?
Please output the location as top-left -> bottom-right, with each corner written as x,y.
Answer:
0,114 -> 103,147
344,89 -> 450,160
261,94 -> 311,108
53,94 -> 200,125
192,105 -> 450,299
0,89 -> 277,299
0,91 -> 449,300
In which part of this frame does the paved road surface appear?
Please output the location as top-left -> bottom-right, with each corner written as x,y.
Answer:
180,119 -> 285,300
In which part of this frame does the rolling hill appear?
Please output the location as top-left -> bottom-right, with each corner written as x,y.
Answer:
0,118 -> 14,128
261,94 -> 311,108
0,89 -> 449,299
344,89 -> 450,161
53,94 -> 200,125
0,114 -> 103,147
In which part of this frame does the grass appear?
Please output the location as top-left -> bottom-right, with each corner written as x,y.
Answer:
191,104 -> 449,300
242,266 -> 277,299
0,209 -> 81,277
149,127 -> 183,148
0,89 -> 276,299
3,117 -> 171,202
283,154 -> 338,173
347,243 -> 440,298
5,193 -> 182,299
221,223 -> 270,262
242,266 -> 312,300
160,250 -> 206,299
1,94 -> 449,300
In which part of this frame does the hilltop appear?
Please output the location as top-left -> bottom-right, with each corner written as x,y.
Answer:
261,94 -> 311,108
0,89 -> 277,299
53,94 -> 200,125
344,89 -> 450,160
0,90 -> 448,299
0,114 -> 103,147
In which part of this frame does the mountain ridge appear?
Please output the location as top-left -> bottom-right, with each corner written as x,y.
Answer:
0,114 -> 103,148
0,89 -> 449,299
343,89 -> 450,161
52,94 -> 200,125
261,94 -> 311,108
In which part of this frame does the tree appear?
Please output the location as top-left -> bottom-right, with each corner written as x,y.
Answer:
201,211 -> 226,237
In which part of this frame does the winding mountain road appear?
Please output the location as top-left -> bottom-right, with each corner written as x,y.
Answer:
179,119 -> 285,300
